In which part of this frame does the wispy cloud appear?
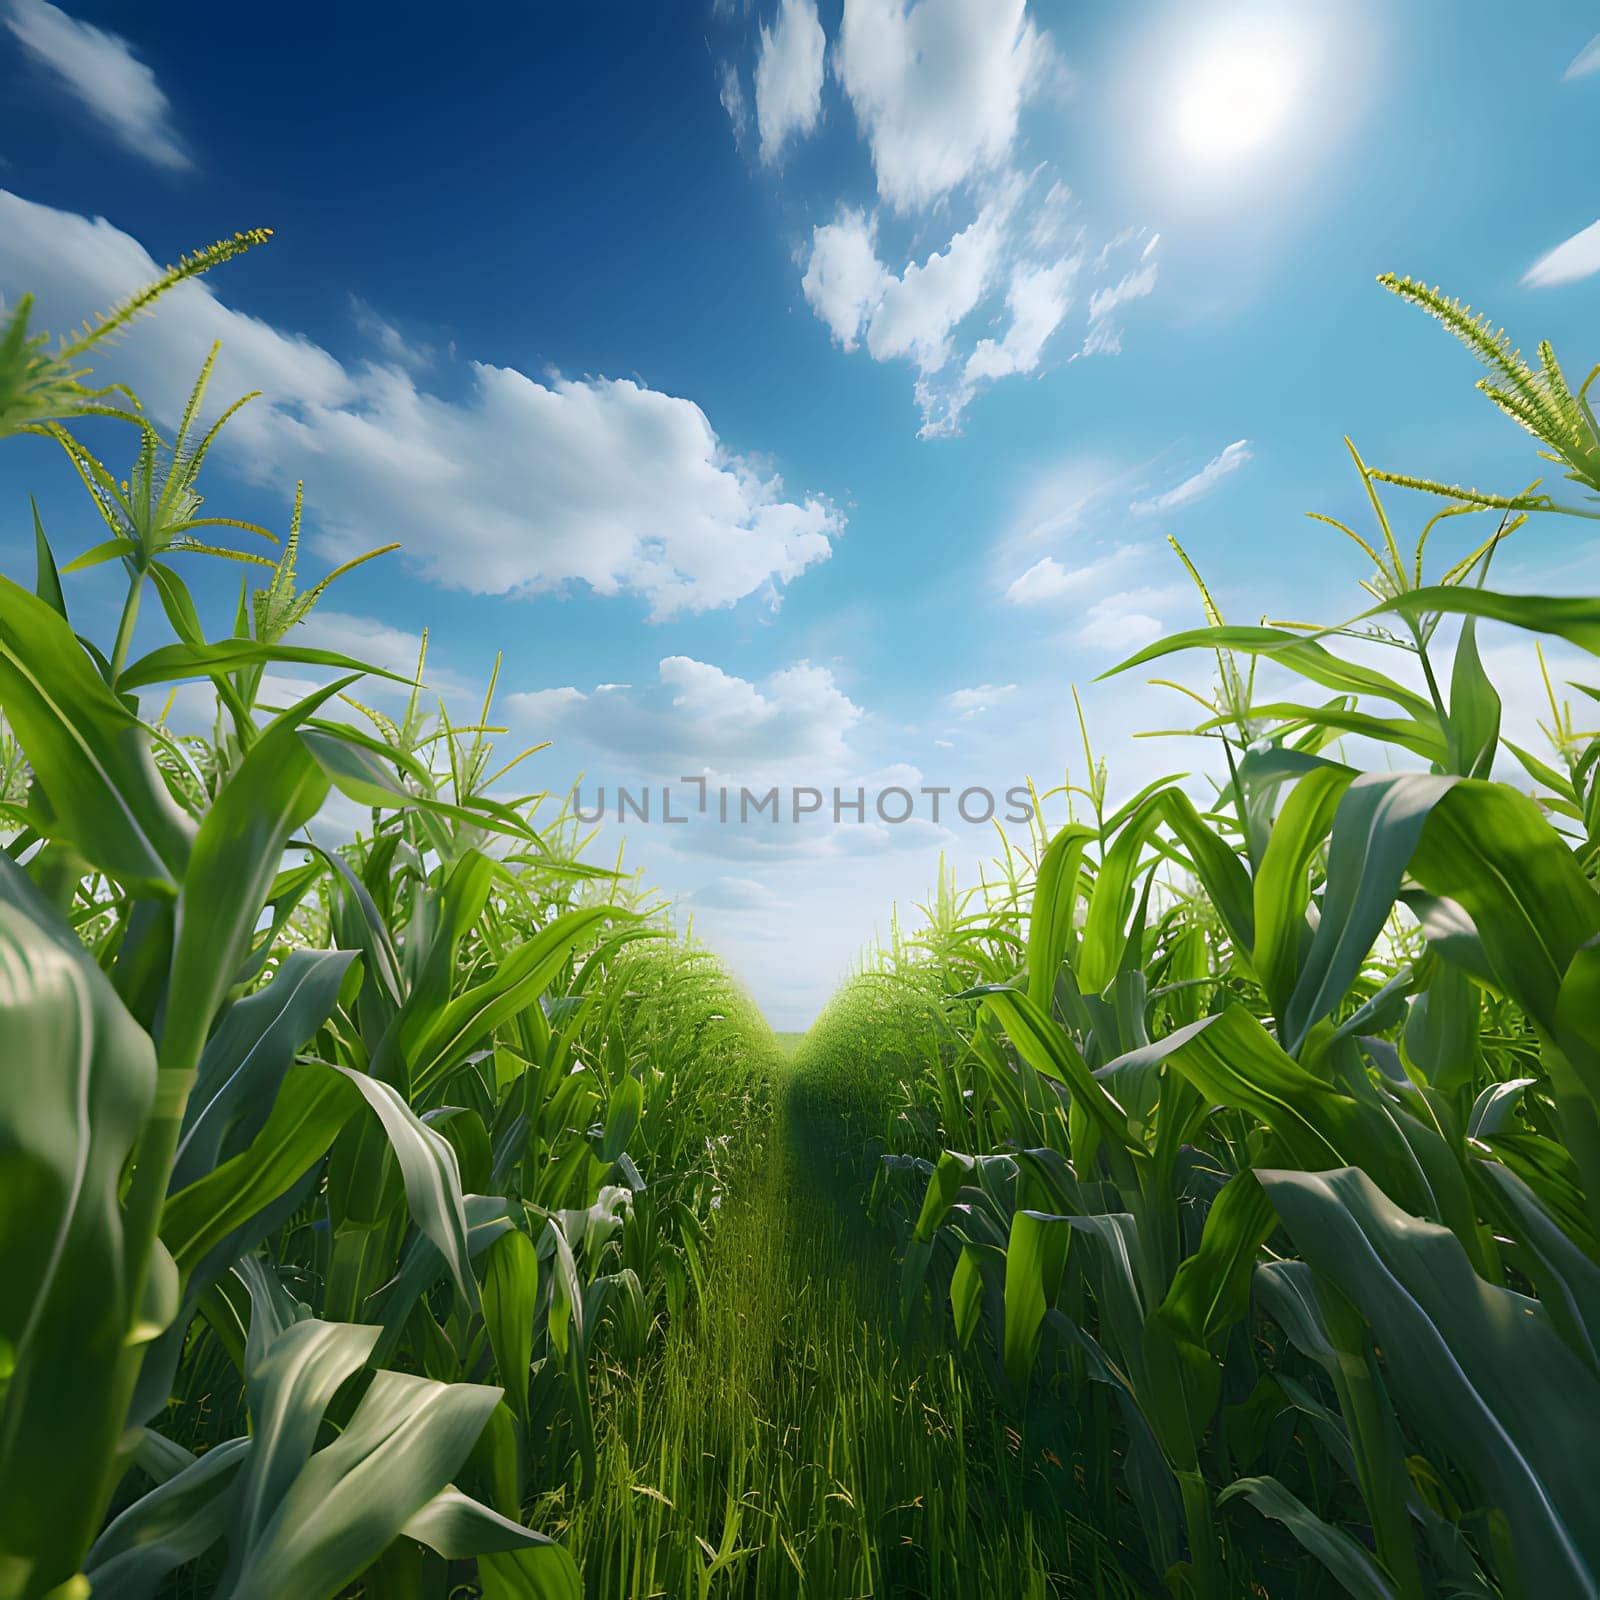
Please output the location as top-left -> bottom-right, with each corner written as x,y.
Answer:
1522,219 -> 1600,288
945,683 -> 1016,717
4,0 -> 189,170
1004,545 -> 1144,605
717,59 -> 750,150
1564,32 -> 1600,79
1131,439 -> 1253,515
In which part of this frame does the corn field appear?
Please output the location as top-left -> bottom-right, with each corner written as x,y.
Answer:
2,232 -> 1600,1600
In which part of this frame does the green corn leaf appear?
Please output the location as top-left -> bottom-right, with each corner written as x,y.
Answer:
1025,823 -> 1094,1008
160,1063 -> 358,1279
372,1195 -> 517,1369
1284,773 -> 1457,1055
170,949 -> 356,1192
1002,1209 -> 1071,1389
1411,782 -> 1600,1034
400,1488 -> 580,1600
300,729 -> 538,842
950,1240 -> 993,1350
980,987 -> 1140,1153
61,535 -> 141,573
31,498 -> 66,621
600,1073 -> 643,1164
221,1321 -> 507,1600
0,572 -> 193,890
1078,807 -> 1160,995
228,1314 -> 379,1561
1260,1165 -> 1600,1596
162,685 -> 343,1081
1364,587 -> 1600,657
82,1437 -> 250,1600
146,563 -> 206,647
1100,624 -> 1436,719
482,1229 -> 540,1434
1252,765 -> 1356,1022
115,637 -> 409,692
334,1066 -> 479,1310
1475,1159 -> 1600,1368
1445,615 -> 1502,778
1155,1170 -> 1278,1353
0,858 -> 158,1590
1165,1006 -> 1422,1203
410,904 -> 613,1093
1218,1475 -> 1399,1599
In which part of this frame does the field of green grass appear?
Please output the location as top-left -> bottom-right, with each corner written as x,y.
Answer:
3,239 -> 1600,1599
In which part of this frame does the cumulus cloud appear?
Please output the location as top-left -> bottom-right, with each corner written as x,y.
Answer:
1564,32 -> 1600,79
1131,439 -> 1253,515
835,0 -> 1052,213
754,0 -> 826,165
1522,219 -> 1600,288
0,190 -> 838,619
800,207 -> 891,349
504,655 -> 864,775
4,0 -> 188,169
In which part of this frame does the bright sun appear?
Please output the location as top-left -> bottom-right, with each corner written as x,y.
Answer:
1175,40 -> 1297,165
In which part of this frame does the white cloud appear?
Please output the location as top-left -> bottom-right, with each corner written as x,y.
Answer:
1564,32 -> 1600,79
800,207 -> 891,349
835,0 -> 1052,212
964,257 -> 1075,383
1522,219 -> 1600,288
803,186 -> 1050,434
690,876 -> 780,910
1131,439 -> 1253,515
348,296 -> 435,372
1080,235 -> 1159,357
946,682 -> 1016,716
1001,456 -> 1136,552
717,59 -> 750,149
1004,545 -> 1144,605
504,655 -> 864,775
755,0 -> 826,165
5,0 -> 188,170
866,201 -> 1009,372
998,545 -> 1182,654
1079,587 -> 1177,653
0,190 -> 838,620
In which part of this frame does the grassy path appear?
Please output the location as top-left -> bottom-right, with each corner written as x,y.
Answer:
557,1027 -> 1142,1598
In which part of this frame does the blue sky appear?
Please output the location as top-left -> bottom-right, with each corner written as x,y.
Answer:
2,0 -> 1598,1026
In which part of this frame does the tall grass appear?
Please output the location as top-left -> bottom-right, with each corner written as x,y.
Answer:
560,1031 -> 1141,1597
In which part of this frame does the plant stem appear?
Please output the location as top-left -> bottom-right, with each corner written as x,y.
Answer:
109,571 -> 145,684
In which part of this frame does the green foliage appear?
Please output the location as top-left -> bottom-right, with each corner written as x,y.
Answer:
840,283 -> 1600,1596
0,249 -> 771,1600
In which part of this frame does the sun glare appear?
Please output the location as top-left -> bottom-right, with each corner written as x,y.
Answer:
1176,39 -> 1297,164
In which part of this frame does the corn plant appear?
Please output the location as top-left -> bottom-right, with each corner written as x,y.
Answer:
0,248 -> 772,1600
861,280 -> 1600,1598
